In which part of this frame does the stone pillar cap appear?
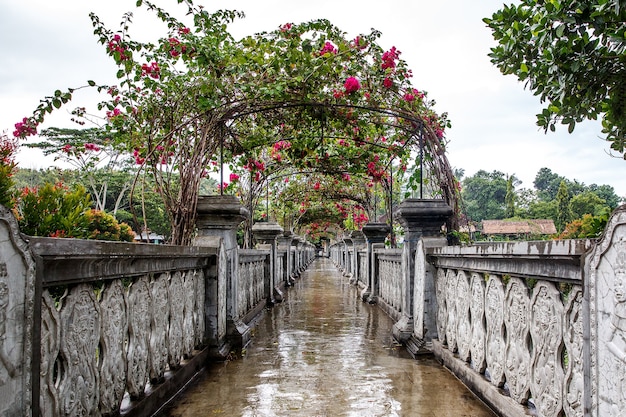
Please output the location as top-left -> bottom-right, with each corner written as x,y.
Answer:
252,221 -> 284,242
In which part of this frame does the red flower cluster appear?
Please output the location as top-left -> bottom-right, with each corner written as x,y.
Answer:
403,88 -> 425,103
381,46 -> 400,70
13,117 -> 38,138
167,37 -> 187,57
141,62 -> 160,79
133,149 -> 145,165
351,36 -> 367,50
229,173 -> 240,182
280,23 -> 292,32
344,76 -> 361,94
84,143 -> 100,152
318,41 -> 338,56
106,108 -> 122,119
178,27 -> 190,35
107,35 -> 129,61
367,155 -> 386,181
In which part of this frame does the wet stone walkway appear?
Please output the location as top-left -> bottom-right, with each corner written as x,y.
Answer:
162,257 -> 496,417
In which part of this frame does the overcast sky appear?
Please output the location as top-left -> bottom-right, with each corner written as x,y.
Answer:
1,0 -> 624,197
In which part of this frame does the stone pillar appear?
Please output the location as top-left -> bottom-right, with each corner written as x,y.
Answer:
252,221 -> 284,304
392,199 -> 452,346
193,195 -> 250,351
349,231 -> 366,285
291,237 -> 301,279
0,205 -> 36,416
342,237 -> 353,279
361,223 -> 391,303
278,230 -> 294,286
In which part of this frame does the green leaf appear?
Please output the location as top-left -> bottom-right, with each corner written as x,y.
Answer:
88,80 -> 96,86
53,99 -> 61,109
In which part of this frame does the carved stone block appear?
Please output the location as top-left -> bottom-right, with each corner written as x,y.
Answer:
0,206 -> 35,417
469,273 -> 486,373
530,281 -> 563,417
485,275 -> 506,387
504,277 -> 530,403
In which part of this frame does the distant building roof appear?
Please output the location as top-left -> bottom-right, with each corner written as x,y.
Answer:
481,219 -> 557,235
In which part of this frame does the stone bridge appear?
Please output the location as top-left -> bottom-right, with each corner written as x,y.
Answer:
1,196 -> 625,417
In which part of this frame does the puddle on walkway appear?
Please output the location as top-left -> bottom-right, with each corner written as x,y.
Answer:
161,258 -> 496,417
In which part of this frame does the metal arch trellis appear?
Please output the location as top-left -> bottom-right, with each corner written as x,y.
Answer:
216,100 -> 459,233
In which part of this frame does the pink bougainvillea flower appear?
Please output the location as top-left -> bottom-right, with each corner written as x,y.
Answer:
280,23 -> 292,32
318,41 -> 338,56
84,143 -> 100,152
178,27 -> 190,35
381,46 -> 400,70
344,76 -> 361,94
313,182 -> 321,190
383,77 -> 393,89
141,62 -> 160,79
333,89 -> 344,99
13,117 -> 38,138
229,173 -> 240,182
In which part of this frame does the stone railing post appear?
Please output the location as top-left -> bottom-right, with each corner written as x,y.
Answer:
193,195 -> 249,350
361,223 -> 391,303
349,231 -> 366,285
343,237 -> 353,279
392,199 -> 452,345
278,231 -> 294,286
252,221 -> 284,305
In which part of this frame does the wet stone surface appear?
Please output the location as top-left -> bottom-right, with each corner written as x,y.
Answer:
162,257 -> 496,417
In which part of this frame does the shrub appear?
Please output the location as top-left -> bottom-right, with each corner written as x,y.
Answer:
14,183 -> 134,242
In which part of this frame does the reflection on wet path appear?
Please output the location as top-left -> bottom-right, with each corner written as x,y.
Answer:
162,258 -> 496,417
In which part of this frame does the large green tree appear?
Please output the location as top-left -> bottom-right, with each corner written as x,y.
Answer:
485,0 -> 626,157
461,170 -> 509,221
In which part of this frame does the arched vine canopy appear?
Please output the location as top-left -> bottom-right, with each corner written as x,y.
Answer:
16,0 -> 460,245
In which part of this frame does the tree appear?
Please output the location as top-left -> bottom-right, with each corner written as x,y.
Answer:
534,167 -> 564,201
485,1 -> 626,158
16,1 -> 458,245
555,180 -> 572,232
569,191 -> 606,219
461,170 -> 508,221
505,175 -> 517,218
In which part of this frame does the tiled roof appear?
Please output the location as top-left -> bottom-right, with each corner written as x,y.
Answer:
481,219 -> 557,235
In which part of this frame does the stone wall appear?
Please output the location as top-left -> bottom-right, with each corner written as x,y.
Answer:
0,202 -> 317,417
330,204 -> 626,417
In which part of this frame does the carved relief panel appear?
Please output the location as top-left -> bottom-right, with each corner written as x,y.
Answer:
99,279 -> 128,414
58,284 -> 101,416
194,269 -> 206,348
469,273 -> 486,373
182,271 -> 196,358
218,242 -> 227,340
456,271 -> 471,362
168,271 -> 184,369
0,210 -> 35,417
413,240 -> 425,339
445,269 -> 458,352
588,208 -> 626,417
504,277 -> 531,404
563,287 -> 584,417
435,268 -> 447,344
530,281 -> 564,417
485,275 -> 506,387
126,275 -> 151,399
149,273 -> 169,383
40,292 -> 60,417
